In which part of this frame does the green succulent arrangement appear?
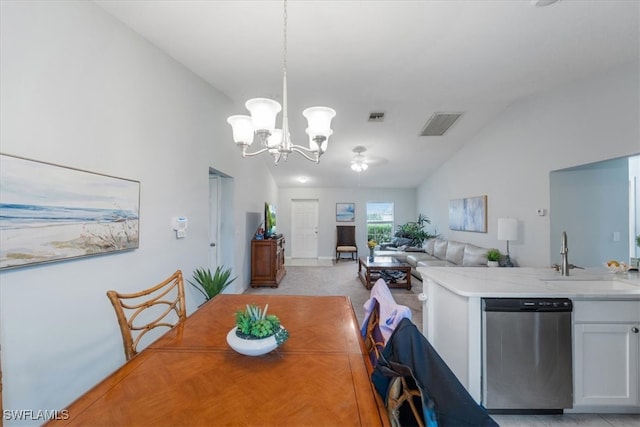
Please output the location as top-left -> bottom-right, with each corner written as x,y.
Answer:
487,248 -> 501,262
188,266 -> 236,301
235,304 -> 289,345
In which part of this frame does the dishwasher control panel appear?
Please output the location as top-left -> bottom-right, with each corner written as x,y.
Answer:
483,298 -> 573,312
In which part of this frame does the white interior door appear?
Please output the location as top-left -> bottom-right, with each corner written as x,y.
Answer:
208,176 -> 219,271
291,199 -> 319,258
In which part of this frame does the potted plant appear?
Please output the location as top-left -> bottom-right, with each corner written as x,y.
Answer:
394,213 -> 437,247
487,248 -> 501,267
226,304 -> 289,356
188,266 -> 236,302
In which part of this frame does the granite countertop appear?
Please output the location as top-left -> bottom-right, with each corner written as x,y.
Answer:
417,266 -> 640,299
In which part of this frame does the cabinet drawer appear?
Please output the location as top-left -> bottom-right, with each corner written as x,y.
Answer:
574,300 -> 640,323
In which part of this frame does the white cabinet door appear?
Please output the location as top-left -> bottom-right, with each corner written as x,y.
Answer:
574,323 -> 639,407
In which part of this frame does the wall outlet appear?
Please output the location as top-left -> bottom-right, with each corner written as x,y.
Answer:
177,229 -> 186,239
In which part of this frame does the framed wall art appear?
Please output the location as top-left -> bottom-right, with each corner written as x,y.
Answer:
449,195 -> 487,233
0,154 -> 140,270
336,203 -> 355,222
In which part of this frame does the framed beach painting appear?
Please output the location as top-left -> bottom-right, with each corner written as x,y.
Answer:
0,154 -> 140,270
449,195 -> 487,233
336,203 -> 355,222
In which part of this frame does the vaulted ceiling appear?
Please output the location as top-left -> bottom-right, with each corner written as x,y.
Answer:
95,0 -> 639,188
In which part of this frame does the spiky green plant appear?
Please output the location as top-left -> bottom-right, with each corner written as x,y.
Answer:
188,266 -> 236,301
235,304 -> 282,339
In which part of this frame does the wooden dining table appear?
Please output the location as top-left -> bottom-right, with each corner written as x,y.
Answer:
46,294 -> 390,426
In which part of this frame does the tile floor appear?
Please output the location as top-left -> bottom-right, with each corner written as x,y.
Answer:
492,413 -> 639,426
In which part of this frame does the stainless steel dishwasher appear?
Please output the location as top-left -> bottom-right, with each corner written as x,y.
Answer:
482,298 -> 573,414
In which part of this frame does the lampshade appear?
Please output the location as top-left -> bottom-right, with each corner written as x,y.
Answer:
245,98 -> 282,132
497,218 -> 518,241
303,106 -> 336,152
303,107 -> 336,134
227,115 -> 254,146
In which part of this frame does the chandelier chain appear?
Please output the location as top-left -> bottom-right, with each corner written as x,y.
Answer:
283,0 -> 287,74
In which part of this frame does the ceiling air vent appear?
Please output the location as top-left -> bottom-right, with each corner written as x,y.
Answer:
368,112 -> 385,122
420,112 -> 463,136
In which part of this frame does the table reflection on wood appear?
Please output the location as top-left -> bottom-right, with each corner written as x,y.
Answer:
46,295 -> 389,427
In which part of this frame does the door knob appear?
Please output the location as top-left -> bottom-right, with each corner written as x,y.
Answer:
632,327 -> 639,334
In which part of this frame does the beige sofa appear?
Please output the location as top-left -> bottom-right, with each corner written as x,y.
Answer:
377,237 -> 489,279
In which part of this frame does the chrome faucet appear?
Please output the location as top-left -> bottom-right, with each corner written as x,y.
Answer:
560,231 -> 569,276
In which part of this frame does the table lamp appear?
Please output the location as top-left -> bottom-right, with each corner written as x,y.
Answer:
498,218 -> 518,267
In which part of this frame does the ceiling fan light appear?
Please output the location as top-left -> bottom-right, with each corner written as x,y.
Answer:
245,98 -> 281,133
350,158 -> 368,172
227,115 -> 254,145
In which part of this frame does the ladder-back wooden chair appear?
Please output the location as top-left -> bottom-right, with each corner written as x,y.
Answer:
363,300 -> 385,368
362,280 -> 424,427
107,270 -> 187,361
336,225 -> 358,261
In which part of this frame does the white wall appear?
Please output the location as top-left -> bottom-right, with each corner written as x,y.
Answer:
417,63 -> 639,267
278,187 -> 420,259
0,2 -> 276,425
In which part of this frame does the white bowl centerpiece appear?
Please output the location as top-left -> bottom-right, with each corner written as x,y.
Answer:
226,303 -> 289,356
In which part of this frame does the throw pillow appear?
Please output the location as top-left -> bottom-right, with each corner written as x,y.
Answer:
462,245 -> 489,266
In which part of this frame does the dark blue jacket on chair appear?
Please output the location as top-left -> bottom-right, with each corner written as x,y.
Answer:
372,318 -> 498,427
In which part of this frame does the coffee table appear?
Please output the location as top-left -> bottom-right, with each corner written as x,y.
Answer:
358,256 -> 412,290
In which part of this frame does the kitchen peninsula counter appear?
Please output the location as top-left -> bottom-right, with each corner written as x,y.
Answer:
418,266 -> 640,412
418,266 -> 640,299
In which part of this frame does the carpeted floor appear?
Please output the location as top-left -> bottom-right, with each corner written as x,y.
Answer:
243,258 -> 423,331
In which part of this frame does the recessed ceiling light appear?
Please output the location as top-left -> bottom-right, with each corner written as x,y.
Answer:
297,176 -> 309,183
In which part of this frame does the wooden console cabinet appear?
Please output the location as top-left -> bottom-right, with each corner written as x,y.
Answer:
250,235 -> 286,287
